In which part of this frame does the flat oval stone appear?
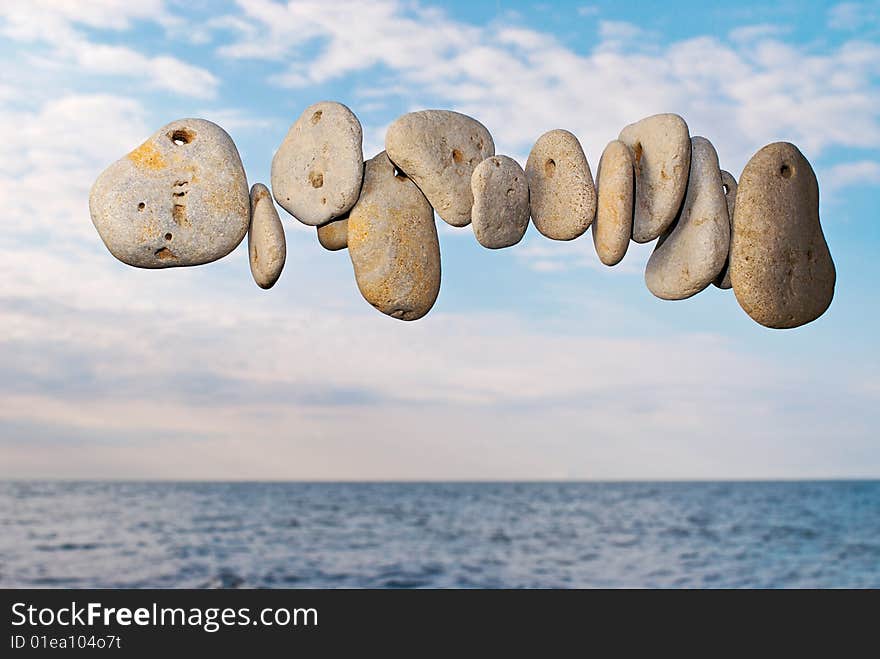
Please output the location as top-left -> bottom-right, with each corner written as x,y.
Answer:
645,136 -> 730,300
348,152 -> 441,321
470,155 -> 530,249
248,183 -> 286,289
592,139 -> 633,266
385,110 -> 494,227
89,118 -> 249,268
730,142 -> 835,329
618,113 -> 691,243
271,101 -> 363,226
713,170 -> 738,289
317,217 -> 348,251
525,129 -> 596,241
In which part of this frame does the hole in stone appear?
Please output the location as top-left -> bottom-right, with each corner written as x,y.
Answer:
506,188 -> 515,196
154,247 -> 176,260
722,184 -> 729,194
780,163 -> 792,178
309,171 -> 324,188
633,142 -> 643,165
137,202 -> 145,211
169,128 -> 194,146
173,204 -> 187,226
545,159 -> 556,177
494,159 -> 501,167
310,110 -> 323,125
321,197 -> 327,205
393,166 -> 406,180
165,233 -> 173,241
452,149 -> 464,164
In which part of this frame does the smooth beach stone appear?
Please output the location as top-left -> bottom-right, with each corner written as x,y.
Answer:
248,183 -> 286,289
618,113 -> 691,243
385,110 -> 494,227
730,142 -> 835,329
348,152 -> 441,321
713,170 -> 738,290
592,140 -> 633,266
271,101 -> 363,226
470,155 -> 530,249
89,118 -> 249,268
524,129 -> 597,241
645,136 -> 730,300
317,217 -> 349,251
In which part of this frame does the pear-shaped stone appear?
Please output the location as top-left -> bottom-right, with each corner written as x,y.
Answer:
248,183 -> 286,289
645,136 -> 729,300
89,118 -> 249,268
618,113 -> 691,243
713,170 -> 738,290
471,155 -> 530,249
592,140 -> 633,266
385,110 -> 494,227
525,129 -> 596,241
348,152 -> 441,321
317,216 -> 348,251
730,142 -> 835,329
271,101 -> 363,226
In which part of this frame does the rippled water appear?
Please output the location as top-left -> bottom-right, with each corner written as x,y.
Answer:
1,481 -> 878,588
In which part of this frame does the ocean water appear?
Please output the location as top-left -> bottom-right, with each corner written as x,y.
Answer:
0,481 -> 878,588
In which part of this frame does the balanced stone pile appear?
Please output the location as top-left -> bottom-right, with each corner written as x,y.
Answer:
89,104 -> 836,329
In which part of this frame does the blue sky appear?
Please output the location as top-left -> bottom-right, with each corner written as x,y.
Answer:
0,0 -> 878,479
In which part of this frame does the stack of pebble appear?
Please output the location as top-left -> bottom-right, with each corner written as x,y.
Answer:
89,103 -> 835,329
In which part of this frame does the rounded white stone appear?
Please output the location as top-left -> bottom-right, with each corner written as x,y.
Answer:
471,155 -> 530,249
248,183 -> 286,289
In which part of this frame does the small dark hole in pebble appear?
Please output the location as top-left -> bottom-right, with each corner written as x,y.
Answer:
722,184 -> 729,194
170,128 -> 194,146
393,167 -> 406,180
309,171 -> 324,188
137,202 -> 145,211
452,149 -> 464,164
165,233 -> 173,241
545,159 -> 556,177
321,197 -> 327,205
310,110 -> 323,125
780,164 -> 792,178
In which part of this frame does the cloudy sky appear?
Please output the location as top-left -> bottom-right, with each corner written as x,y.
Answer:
0,0 -> 878,480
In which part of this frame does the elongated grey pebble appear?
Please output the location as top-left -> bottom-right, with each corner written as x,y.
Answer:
592,140 -> 633,266
713,170 -> 738,289
89,118 -> 249,268
618,113 -> 691,243
248,183 -> 286,289
348,152 -> 441,321
471,155 -> 530,249
317,217 -> 348,251
730,143 -> 835,329
525,129 -> 596,241
645,136 -> 729,300
385,110 -> 494,227
271,101 -> 363,226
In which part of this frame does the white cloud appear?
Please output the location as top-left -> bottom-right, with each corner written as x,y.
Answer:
823,159 -> 880,191
828,1 -> 880,31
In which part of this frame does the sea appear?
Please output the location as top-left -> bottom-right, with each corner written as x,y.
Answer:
1,481 -> 877,588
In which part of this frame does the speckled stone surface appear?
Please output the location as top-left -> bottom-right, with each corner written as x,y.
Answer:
645,136 -> 729,300
592,139 -> 633,266
713,170 -> 738,290
470,155 -> 530,249
271,101 -> 363,226
385,110 -> 494,227
248,183 -> 286,289
347,152 -> 441,321
317,216 -> 349,251
730,142 -> 835,329
89,118 -> 249,268
618,113 -> 691,243
525,129 -> 596,241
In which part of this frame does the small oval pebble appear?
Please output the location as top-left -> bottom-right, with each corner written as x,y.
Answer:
89,118 -> 249,268
524,129 -> 596,241
618,113 -> 691,243
730,142 -> 835,329
271,101 -> 363,226
248,183 -> 286,289
713,170 -> 738,289
645,136 -> 729,300
470,156 -> 530,249
348,152 -> 441,321
385,110 -> 494,227
592,140 -> 633,266
317,217 -> 349,251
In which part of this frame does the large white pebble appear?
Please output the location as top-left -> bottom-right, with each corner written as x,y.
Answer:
618,113 -> 691,243
248,183 -> 286,289
89,118 -> 249,268
271,101 -> 363,226
592,140 -> 633,266
471,156 -> 530,249
644,136 -> 729,300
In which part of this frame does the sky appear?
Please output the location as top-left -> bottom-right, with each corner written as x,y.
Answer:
0,0 -> 878,480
